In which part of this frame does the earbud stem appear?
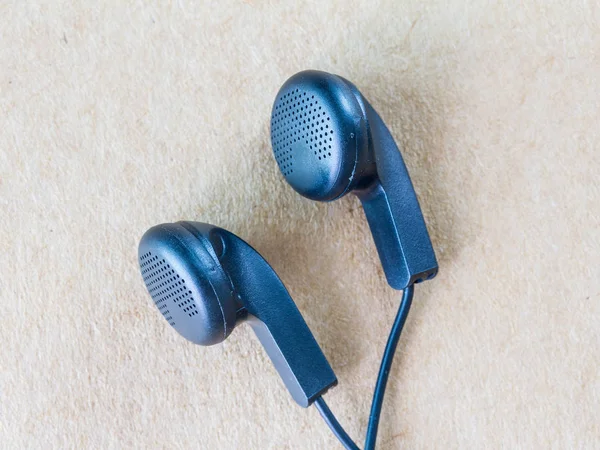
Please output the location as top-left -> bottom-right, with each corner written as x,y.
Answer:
356,102 -> 438,289
216,229 -> 338,407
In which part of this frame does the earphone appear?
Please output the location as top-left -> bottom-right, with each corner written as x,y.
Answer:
138,70 -> 438,449
139,221 -> 337,407
271,71 -> 437,289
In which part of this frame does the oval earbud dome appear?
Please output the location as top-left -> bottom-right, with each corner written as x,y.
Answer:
270,70 -> 370,201
138,223 -> 237,346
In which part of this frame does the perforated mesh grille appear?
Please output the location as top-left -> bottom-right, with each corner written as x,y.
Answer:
139,251 -> 199,327
270,88 -> 334,176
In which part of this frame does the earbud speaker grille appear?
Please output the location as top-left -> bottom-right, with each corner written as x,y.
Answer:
270,88 -> 334,176
139,251 -> 199,327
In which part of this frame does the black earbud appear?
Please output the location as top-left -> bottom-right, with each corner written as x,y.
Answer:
270,70 -> 438,289
138,221 -> 337,407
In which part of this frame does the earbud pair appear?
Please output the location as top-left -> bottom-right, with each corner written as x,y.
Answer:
138,70 -> 438,447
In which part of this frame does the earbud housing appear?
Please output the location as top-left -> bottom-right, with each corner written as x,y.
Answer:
270,70 -> 438,289
139,221 -> 337,407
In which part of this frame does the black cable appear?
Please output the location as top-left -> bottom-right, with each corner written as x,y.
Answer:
364,284 -> 414,450
314,397 -> 361,450
315,286 -> 414,450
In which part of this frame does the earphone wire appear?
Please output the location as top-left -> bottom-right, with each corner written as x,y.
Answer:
314,397 -> 360,450
314,285 -> 415,450
364,284 -> 414,449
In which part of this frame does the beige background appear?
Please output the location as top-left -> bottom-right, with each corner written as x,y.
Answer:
1,1 -> 599,448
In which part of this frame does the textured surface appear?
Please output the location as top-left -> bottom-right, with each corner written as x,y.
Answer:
1,1 -> 599,448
